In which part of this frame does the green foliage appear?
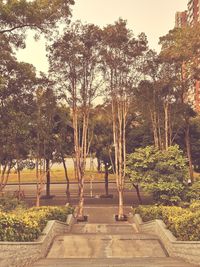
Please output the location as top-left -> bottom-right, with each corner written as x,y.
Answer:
0,206 -> 73,241
0,0 -> 74,36
127,145 -> 188,205
185,181 -> 200,202
144,181 -> 184,205
0,195 -> 26,212
186,116 -> 200,171
133,204 -> 200,241
189,200 -> 200,212
160,25 -> 200,80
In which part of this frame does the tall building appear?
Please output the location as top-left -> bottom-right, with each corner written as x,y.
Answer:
187,0 -> 200,25
175,0 -> 200,111
175,11 -> 187,28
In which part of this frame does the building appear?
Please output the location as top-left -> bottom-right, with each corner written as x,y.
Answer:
175,11 -> 188,28
187,0 -> 200,25
175,1 -> 200,27
175,0 -> 200,111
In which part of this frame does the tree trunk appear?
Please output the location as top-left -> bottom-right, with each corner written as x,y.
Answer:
4,163 -> 12,191
185,121 -> 194,182
118,189 -> 124,219
61,154 -> 70,201
36,158 -> 40,207
104,164 -> 109,196
78,177 -> 84,219
36,159 -> 45,207
133,184 -> 142,204
17,160 -> 22,200
46,158 -> 50,197
97,158 -> 101,173
164,101 -> 169,150
0,163 -> 7,192
150,108 -> 159,149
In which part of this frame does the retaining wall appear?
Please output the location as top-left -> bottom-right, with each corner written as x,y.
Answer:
132,214 -> 200,266
0,213 -> 75,267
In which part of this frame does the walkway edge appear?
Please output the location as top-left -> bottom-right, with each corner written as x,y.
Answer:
0,214 -> 75,267
132,213 -> 200,266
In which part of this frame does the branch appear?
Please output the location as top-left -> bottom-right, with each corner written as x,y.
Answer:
0,24 -> 44,34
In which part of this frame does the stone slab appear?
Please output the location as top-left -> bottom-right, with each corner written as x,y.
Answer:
47,234 -> 167,258
71,223 -> 137,234
33,257 -> 198,267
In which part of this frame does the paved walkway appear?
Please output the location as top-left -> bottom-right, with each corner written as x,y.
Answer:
32,206 -> 197,267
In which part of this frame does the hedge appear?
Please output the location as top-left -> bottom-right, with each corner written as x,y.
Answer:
133,204 -> 200,241
0,206 -> 74,242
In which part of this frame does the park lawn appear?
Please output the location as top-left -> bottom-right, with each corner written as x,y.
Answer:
7,168 -> 115,183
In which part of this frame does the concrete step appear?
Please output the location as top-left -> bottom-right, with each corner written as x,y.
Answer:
32,257 -> 197,267
83,206 -> 132,223
71,223 -> 138,234
47,234 -> 167,258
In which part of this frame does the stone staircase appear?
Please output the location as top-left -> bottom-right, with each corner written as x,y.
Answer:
32,258 -> 198,267
32,207 -> 198,267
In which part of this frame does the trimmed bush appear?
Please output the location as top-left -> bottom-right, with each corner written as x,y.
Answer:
185,181 -> 200,202
127,145 -> 188,205
0,206 -> 74,242
0,195 -> 26,212
133,205 -> 200,241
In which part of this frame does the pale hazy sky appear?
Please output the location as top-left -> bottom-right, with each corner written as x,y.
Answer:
16,0 -> 188,73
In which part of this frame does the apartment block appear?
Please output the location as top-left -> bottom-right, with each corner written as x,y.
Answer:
175,0 -> 200,111
175,11 -> 187,27
187,0 -> 200,25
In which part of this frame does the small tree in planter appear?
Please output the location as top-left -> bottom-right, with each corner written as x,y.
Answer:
126,145 -> 188,205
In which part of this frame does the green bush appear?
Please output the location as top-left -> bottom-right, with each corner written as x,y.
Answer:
0,206 -> 74,241
189,200 -> 200,212
133,205 -> 200,241
0,195 -> 26,212
185,181 -> 200,202
133,205 -> 163,222
126,145 -> 188,205
0,212 -> 40,241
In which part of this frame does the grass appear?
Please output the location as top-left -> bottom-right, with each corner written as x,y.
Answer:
7,167 -> 115,183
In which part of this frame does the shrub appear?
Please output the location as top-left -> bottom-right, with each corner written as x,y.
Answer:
0,212 -> 40,241
144,182 -> 184,206
0,205 -> 74,241
189,200 -> 200,212
185,181 -> 200,202
127,145 -> 188,205
133,205 -> 200,241
0,195 -> 26,212
133,205 -> 163,222
171,211 -> 200,241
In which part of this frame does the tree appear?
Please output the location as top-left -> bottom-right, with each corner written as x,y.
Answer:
101,19 -> 148,219
0,0 -> 74,35
190,117 -> 200,172
53,105 -> 74,200
126,145 -> 188,205
159,25 -> 200,81
0,60 -> 37,194
90,105 -> 114,197
48,21 -> 102,219
159,26 -> 200,181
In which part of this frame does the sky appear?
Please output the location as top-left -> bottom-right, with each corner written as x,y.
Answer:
16,0 -> 188,73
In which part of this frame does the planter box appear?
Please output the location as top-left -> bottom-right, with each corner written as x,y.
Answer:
0,213 -> 75,267
132,213 -> 200,266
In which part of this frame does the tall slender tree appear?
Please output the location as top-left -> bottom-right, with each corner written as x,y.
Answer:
48,21 -> 102,219
101,19 -> 148,219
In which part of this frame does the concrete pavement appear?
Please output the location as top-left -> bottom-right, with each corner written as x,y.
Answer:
32,206 -> 197,267
5,183 -> 153,206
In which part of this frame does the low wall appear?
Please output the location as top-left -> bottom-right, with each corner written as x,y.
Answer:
0,213 -> 75,267
133,214 -> 200,266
